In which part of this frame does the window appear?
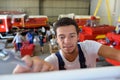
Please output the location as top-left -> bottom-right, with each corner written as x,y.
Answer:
15,18 -> 21,22
0,19 -> 3,24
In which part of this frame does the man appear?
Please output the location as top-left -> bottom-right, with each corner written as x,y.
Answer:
26,29 -> 34,44
12,32 -> 23,51
13,17 -> 120,73
46,29 -> 52,42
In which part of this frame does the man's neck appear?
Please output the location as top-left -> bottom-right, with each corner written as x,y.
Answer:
63,48 -> 78,62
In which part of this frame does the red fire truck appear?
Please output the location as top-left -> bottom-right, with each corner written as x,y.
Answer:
79,25 -> 115,42
12,14 -> 48,29
0,11 -> 49,39
0,14 -> 14,39
58,13 -> 100,29
75,15 -> 100,29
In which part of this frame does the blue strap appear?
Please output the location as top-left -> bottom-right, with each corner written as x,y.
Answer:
77,44 -> 87,68
55,52 -> 66,70
55,44 -> 87,70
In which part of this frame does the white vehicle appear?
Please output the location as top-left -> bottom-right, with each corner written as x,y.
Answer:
0,66 -> 120,80
58,13 -> 75,20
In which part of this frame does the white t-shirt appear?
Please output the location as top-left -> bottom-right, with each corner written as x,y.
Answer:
13,35 -> 23,43
45,40 -> 102,70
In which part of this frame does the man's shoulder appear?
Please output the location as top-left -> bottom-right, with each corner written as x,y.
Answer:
79,40 -> 99,44
78,40 -> 102,48
44,53 -> 57,61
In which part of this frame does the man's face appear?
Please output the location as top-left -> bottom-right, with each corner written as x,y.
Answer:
56,25 -> 79,54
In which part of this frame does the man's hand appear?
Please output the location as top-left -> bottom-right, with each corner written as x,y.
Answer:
13,55 -> 55,74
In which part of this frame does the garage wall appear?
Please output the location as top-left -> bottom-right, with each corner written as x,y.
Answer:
0,0 -> 90,22
41,0 -> 90,21
0,0 -> 39,15
90,0 -> 120,26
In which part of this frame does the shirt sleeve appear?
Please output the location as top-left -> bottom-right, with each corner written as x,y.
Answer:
79,40 -> 102,57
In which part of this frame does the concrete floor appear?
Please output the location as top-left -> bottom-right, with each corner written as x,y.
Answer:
0,41 -> 113,75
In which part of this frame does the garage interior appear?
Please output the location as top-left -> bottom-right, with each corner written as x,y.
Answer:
0,0 -> 120,78
0,0 -> 119,24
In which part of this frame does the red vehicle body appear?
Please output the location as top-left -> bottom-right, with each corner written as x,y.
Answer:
12,15 -> 48,29
0,15 -> 15,39
58,13 -> 100,29
106,32 -> 120,48
0,15 -> 12,33
0,11 -> 49,38
79,25 -> 115,42
0,11 -> 48,31
75,15 -> 100,29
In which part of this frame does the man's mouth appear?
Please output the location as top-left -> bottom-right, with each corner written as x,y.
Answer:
63,46 -> 73,50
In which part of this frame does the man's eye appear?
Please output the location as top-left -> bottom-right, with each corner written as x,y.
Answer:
60,36 -> 65,39
70,35 -> 75,38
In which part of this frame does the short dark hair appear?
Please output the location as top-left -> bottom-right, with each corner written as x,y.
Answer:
53,17 -> 79,35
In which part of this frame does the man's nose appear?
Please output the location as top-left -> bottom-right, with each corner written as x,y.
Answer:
64,37 -> 71,43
